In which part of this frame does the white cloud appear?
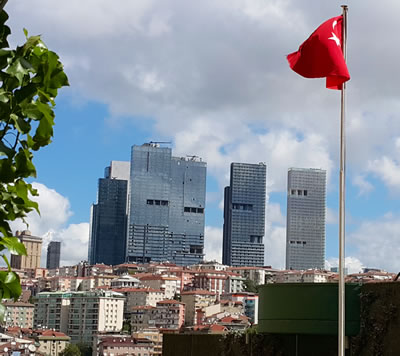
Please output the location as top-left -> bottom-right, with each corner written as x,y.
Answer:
368,156 -> 400,191
9,183 -> 88,267
347,214 -> 400,272
326,256 -> 364,274
352,174 -> 374,196
49,223 -> 90,267
265,226 -> 286,269
326,207 -> 338,225
268,202 -> 286,226
6,0 -> 400,198
204,226 -> 223,263
10,183 -> 72,236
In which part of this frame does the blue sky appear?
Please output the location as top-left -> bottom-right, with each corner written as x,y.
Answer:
5,1 -> 400,271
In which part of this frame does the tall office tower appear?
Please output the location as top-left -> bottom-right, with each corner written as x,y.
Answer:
222,163 -> 267,267
11,230 -> 42,269
88,161 -> 130,266
285,168 -> 326,270
46,241 -> 61,269
126,143 -> 206,265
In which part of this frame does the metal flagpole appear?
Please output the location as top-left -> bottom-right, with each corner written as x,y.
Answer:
338,5 -> 348,356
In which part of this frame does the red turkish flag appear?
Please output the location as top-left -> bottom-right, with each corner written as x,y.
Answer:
287,15 -> 350,90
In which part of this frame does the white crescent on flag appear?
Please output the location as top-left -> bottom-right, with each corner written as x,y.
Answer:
329,20 -> 341,46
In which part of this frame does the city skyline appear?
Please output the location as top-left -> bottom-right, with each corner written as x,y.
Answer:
5,2 -> 400,273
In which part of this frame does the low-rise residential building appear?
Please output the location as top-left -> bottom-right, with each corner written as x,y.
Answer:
139,275 -> 180,299
36,330 -> 70,356
114,288 -> 164,316
132,328 -> 163,356
84,264 -> 114,277
131,306 -> 156,331
191,262 -> 228,272
97,336 -> 154,356
273,269 -> 333,283
222,293 -> 259,324
225,273 -> 245,293
113,263 -> 141,276
193,270 -> 228,296
348,270 -> 396,283
48,276 -> 73,292
166,268 -> 196,292
181,290 -> 216,326
228,267 -> 267,285
3,301 -> 34,328
154,300 -> 185,330
110,274 -> 140,289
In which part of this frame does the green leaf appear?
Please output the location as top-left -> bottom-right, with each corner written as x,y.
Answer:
22,35 -> 42,55
0,88 -> 9,103
0,159 -> 15,183
4,271 -> 17,284
0,141 -> 13,157
23,28 -> 28,38
6,277 -> 22,300
0,237 -> 27,255
6,58 -> 30,85
0,303 -> 5,322
2,254 -> 11,271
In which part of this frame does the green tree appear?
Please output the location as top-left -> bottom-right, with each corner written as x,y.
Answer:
0,8 -> 68,319
60,344 -> 82,356
76,343 -> 92,356
243,279 -> 258,293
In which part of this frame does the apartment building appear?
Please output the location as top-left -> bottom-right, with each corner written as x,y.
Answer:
181,290 -> 217,326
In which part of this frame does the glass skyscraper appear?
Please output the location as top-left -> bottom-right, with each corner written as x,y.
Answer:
126,143 -> 206,265
88,161 -> 130,266
285,168 -> 326,270
222,162 -> 266,266
46,241 -> 61,269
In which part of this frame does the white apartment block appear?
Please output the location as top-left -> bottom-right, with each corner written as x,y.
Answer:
139,275 -> 180,299
228,267 -> 266,285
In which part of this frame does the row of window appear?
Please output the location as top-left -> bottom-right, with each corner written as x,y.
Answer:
290,189 -> 308,196
147,199 -> 169,206
184,207 -> 204,214
289,240 -> 307,245
232,203 -> 253,211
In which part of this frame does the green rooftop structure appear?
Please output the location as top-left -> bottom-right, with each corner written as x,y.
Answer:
258,283 -> 361,336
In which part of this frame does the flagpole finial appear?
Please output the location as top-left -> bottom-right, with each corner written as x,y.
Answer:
341,5 -> 348,11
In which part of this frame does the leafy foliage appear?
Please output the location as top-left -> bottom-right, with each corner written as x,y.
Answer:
60,344 -> 82,356
243,279 -> 258,293
76,343 -> 92,356
0,9 -> 68,306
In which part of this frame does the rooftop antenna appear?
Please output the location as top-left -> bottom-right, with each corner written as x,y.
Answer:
149,141 -> 172,145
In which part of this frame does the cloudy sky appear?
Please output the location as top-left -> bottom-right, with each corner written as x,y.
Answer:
5,1 -> 400,272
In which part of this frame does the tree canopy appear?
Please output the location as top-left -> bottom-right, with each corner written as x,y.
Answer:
0,9 -> 68,318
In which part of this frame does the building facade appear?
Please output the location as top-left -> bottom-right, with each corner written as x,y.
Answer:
11,230 -> 42,269
222,163 -> 267,266
285,168 -> 326,270
67,291 -> 125,344
34,292 -> 72,333
3,301 -> 34,328
46,241 -> 61,269
88,161 -> 130,266
34,290 -> 125,344
126,143 -> 207,266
